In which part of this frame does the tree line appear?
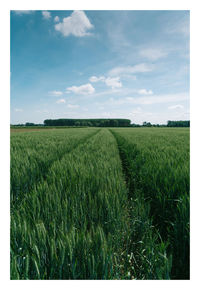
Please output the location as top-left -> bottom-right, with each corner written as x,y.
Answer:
44,118 -> 131,127
167,120 -> 190,127
11,119 -> 190,128
132,120 -> 190,127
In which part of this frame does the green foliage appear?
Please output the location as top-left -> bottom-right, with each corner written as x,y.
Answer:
167,120 -> 190,127
25,122 -> 35,126
43,118 -> 131,127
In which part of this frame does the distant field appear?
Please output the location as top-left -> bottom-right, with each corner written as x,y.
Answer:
10,126 -> 87,132
10,127 -> 190,280
10,126 -> 88,133
11,128 -> 51,133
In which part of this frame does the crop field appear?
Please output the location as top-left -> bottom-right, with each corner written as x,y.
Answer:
10,127 -> 190,280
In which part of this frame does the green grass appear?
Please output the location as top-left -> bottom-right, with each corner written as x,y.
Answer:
10,127 -> 189,280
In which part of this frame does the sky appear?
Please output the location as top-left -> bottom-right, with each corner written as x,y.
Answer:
10,10 -> 190,124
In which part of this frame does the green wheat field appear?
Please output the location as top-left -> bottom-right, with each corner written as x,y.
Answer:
10,127 -> 189,280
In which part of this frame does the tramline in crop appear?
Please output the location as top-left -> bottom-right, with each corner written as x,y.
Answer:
10,127 -> 189,280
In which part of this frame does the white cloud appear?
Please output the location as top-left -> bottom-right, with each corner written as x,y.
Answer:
67,83 -> 95,95
139,48 -> 168,61
14,108 -> 23,112
109,63 -> 153,76
104,77 -> 122,89
138,89 -> 153,95
56,99 -> 66,104
89,75 -> 122,89
42,11 -> 51,19
55,10 -> 93,37
89,76 -> 105,82
14,10 -> 33,15
54,16 -> 60,22
48,90 -> 63,96
67,104 -> 79,109
168,104 -> 184,110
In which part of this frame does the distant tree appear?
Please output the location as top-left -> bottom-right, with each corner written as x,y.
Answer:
110,119 -> 118,127
104,120 -> 110,127
25,122 -> 35,126
74,121 -> 80,126
167,120 -> 190,127
99,120 -> 105,127
142,121 -> 152,127
81,121 -> 88,126
43,118 -> 131,127
131,122 -> 140,127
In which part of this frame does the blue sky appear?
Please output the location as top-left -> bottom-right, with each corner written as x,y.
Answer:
10,10 -> 189,124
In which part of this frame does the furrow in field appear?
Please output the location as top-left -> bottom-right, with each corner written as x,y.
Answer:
11,128 -> 130,279
11,128 -> 100,212
110,129 -> 173,279
110,128 -> 189,280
